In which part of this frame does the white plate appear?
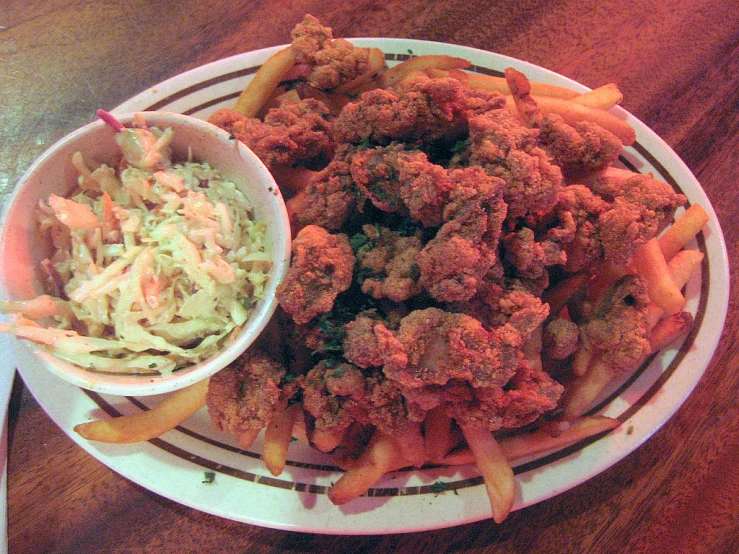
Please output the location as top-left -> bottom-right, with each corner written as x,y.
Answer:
13,39 -> 729,535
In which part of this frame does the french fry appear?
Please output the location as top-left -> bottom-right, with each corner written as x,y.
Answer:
667,249 -> 704,288
378,54 -> 470,89
572,83 -> 624,109
396,422 -> 426,468
263,403 -> 301,476
328,430 -> 408,505
424,406 -> 454,463
542,272 -> 589,320
571,329 -> 593,376
440,69 -> 580,99
649,312 -> 694,353
234,46 -> 296,118
310,426 -> 348,453
441,415 -> 620,466
658,204 -> 710,261
236,427 -> 261,451
73,378 -> 209,443
562,357 -> 614,421
632,238 -> 686,314
460,424 -> 516,523
522,324 -> 544,371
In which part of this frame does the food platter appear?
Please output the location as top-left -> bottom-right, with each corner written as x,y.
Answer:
12,38 -> 729,534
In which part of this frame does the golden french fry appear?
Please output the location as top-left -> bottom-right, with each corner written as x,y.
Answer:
522,324 -> 544,371
378,55 -> 471,89
310,426 -> 348,453
460,424 -> 516,524
632,238 -> 686,314
263,403 -> 301,476
424,406 -> 454,463
74,378 -> 209,443
328,430 -> 407,505
236,427 -> 261,450
572,83 -> 624,109
562,357 -> 615,421
396,422 -> 426,468
645,249 -> 704,329
441,415 -> 620,466
443,70 -> 579,99
649,311 -> 694,353
234,46 -> 296,117
571,329 -> 593,376
658,204 -> 710,261
542,272 -> 589,320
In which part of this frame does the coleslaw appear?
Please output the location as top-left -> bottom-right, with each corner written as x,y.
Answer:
0,113 -> 272,375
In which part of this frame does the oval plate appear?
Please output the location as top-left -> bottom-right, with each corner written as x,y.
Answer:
13,38 -> 729,535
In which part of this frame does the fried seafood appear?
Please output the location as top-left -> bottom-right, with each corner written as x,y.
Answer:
275,225 -> 355,324
191,15 -> 707,521
208,98 -> 333,169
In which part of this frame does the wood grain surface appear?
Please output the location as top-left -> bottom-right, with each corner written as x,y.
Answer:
2,1 -> 739,552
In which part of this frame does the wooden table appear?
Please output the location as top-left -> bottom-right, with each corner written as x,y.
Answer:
3,1 -> 738,552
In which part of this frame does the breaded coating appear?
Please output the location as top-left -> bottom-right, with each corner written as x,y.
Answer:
276,225 -> 356,324
353,224 -> 424,302
301,361 -> 370,435
287,149 -> 358,231
543,317 -> 580,360
552,173 -> 686,271
466,109 -> 563,219
334,78 -> 468,145
383,308 -> 520,390
342,313 -> 407,369
207,350 -> 287,436
417,167 -> 507,302
207,98 -> 332,168
538,114 -> 623,174
445,361 -> 564,430
290,14 -> 372,90
582,274 -> 651,373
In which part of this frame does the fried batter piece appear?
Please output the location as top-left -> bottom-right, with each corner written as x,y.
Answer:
551,171 -> 686,271
276,225 -> 356,324
207,98 -> 333,169
464,109 -> 564,219
334,77 -> 470,145
353,224 -> 424,302
207,350 -> 288,444
581,274 -> 651,373
383,307 -> 521,390
538,114 -> 623,175
290,14 -> 372,91
417,167 -> 507,302
445,361 -> 564,431
287,146 -> 359,231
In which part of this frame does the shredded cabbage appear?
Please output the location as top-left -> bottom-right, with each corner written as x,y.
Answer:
0,121 -> 272,375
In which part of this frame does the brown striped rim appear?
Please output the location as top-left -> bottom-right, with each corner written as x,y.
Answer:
87,50 -> 713,500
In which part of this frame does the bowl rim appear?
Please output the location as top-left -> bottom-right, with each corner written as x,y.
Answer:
0,110 -> 291,396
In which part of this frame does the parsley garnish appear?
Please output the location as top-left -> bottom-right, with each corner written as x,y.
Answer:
202,472 -> 216,484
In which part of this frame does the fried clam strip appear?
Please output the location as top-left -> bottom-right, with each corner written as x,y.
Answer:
563,241 -> 705,421
73,378 -> 210,443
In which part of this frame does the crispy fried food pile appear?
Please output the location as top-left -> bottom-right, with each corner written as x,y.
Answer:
203,15 -> 692,517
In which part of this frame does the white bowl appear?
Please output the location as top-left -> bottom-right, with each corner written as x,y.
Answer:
0,111 -> 291,396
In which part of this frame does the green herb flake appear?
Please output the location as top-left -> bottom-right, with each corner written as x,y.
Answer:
430,481 -> 451,495
202,472 -> 216,484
